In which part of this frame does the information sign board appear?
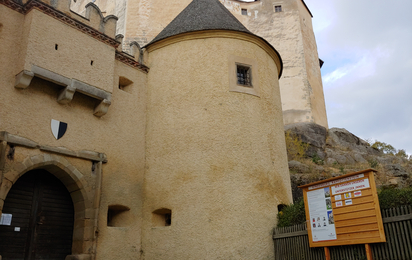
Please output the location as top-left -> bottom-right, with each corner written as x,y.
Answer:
299,169 -> 386,247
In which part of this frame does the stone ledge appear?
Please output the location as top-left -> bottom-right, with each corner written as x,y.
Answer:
14,65 -> 112,117
0,132 -> 107,163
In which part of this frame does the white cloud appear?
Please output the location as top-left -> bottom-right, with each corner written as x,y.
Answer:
305,0 -> 412,153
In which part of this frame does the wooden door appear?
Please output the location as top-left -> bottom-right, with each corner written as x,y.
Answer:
0,170 -> 74,259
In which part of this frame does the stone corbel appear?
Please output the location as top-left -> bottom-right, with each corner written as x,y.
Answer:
93,99 -> 111,117
14,66 -> 112,117
57,85 -> 76,104
14,70 -> 34,89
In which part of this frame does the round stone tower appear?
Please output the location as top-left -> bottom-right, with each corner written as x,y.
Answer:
142,0 -> 292,259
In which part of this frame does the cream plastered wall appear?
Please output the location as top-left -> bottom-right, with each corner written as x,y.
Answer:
70,0 -> 127,35
123,0 -> 190,45
0,5 -> 147,259
143,34 -> 292,259
297,0 -> 328,128
71,0 -> 192,49
227,0 -> 328,129
19,9 -> 115,93
81,0 -> 328,128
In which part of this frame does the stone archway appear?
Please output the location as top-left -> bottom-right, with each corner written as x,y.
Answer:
0,169 -> 75,259
0,153 -> 98,260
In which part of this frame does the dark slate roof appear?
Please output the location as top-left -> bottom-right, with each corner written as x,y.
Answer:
146,0 -> 251,46
145,0 -> 283,78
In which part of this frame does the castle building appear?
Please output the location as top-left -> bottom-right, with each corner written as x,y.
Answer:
1,0 -> 292,259
72,0 -> 329,129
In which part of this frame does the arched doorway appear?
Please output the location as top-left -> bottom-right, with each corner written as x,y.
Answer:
0,169 -> 74,259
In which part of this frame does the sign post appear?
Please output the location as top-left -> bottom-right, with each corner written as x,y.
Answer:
299,169 -> 385,257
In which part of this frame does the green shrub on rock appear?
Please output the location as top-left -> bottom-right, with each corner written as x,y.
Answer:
277,199 -> 306,227
378,186 -> 412,209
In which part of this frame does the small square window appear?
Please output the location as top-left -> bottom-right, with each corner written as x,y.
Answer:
241,9 -> 248,15
237,65 -> 252,87
229,55 -> 259,96
274,5 -> 282,12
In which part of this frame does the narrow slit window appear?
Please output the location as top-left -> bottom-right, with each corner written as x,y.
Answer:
241,9 -> 248,15
237,65 -> 252,87
274,5 -> 282,12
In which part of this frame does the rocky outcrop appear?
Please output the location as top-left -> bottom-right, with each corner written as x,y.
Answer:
285,122 -> 327,159
384,164 -> 410,178
327,128 -> 380,155
285,123 -> 412,202
288,160 -> 310,173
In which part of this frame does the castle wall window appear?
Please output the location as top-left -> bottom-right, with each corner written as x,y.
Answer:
237,65 -> 252,87
229,55 -> 260,97
119,76 -> 134,93
274,5 -> 282,12
241,9 -> 248,15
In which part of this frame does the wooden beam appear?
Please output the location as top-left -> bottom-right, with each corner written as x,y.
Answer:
365,243 -> 373,260
324,247 -> 330,260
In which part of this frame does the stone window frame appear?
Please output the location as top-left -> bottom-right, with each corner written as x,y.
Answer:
241,8 -> 248,15
274,5 -> 282,12
229,55 -> 260,97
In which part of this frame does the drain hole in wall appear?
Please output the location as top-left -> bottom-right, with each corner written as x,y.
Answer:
277,204 -> 287,213
152,208 -> 172,227
107,205 -> 130,227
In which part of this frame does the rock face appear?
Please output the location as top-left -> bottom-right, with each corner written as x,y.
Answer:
288,160 -> 310,173
384,164 -> 410,178
327,128 -> 380,155
285,122 -> 327,159
285,123 -> 412,202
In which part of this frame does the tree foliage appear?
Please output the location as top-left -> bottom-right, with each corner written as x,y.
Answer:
395,149 -> 408,159
285,131 -> 309,161
371,140 -> 410,160
371,141 -> 396,155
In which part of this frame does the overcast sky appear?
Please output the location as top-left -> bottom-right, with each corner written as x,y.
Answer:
304,0 -> 412,154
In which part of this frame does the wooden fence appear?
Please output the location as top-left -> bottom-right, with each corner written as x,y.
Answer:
273,205 -> 412,260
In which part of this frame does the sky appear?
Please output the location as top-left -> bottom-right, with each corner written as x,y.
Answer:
304,0 -> 412,154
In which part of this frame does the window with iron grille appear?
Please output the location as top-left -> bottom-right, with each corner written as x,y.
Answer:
274,5 -> 282,12
241,9 -> 248,15
237,65 -> 252,87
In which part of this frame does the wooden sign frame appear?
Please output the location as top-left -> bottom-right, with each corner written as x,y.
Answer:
299,169 -> 386,248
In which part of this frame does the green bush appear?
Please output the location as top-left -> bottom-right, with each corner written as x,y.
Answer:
285,131 -> 309,161
368,159 -> 379,168
277,199 -> 306,227
378,186 -> 412,209
312,153 -> 324,165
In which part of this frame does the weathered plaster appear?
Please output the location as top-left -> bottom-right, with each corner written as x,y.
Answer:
1,3 -> 147,259
144,34 -> 291,259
